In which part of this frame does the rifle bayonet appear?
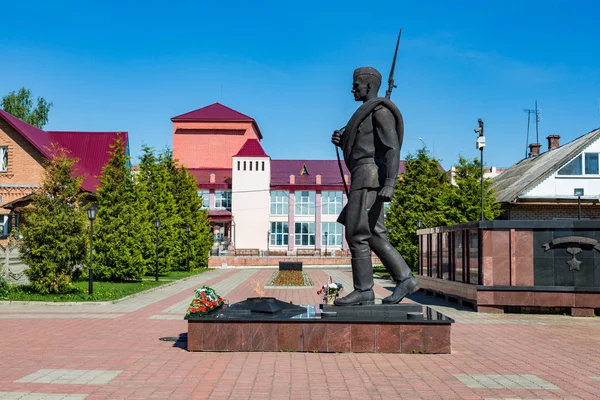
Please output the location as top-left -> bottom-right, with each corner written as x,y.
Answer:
385,29 -> 402,100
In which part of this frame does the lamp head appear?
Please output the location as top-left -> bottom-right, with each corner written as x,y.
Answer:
87,205 -> 97,221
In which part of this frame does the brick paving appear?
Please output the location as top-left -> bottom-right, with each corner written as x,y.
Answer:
0,268 -> 599,399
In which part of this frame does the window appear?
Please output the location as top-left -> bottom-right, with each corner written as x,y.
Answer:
558,155 -> 582,175
270,222 -> 289,246
262,161 -> 265,171
270,191 -> 288,215
249,161 -> 252,171
256,161 -> 259,171
237,161 -> 240,171
295,222 -> 315,246
321,222 -> 343,246
0,146 -> 7,172
295,191 -> 315,215
197,190 -> 210,208
215,191 -> 232,210
0,215 -> 8,237
585,153 -> 599,174
322,191 -> 342,215
243,161 -> 246,171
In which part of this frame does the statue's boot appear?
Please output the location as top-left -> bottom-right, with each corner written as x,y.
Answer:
334,257 -> 375,306
382,276 -> 419,304
371,240 -> 419,304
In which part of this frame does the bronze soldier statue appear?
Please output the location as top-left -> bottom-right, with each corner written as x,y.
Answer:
331,66 -> 418,306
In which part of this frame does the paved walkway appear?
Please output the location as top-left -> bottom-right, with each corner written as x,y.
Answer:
1,268 -> 599,399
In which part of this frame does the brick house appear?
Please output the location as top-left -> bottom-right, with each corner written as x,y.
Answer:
492,129 -> 600,219
0,109 -> 128,241
172,103 -> 417,255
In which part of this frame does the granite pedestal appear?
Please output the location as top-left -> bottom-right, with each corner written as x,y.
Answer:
186,297 -> 453,353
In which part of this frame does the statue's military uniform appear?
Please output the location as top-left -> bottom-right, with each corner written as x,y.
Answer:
335,70 -> 418,306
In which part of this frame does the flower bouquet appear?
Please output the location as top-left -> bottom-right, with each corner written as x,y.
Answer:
185,286 -> 224,319
317,277 -> 344,305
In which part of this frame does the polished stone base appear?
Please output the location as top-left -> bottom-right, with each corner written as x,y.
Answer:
187,303 -> 453,353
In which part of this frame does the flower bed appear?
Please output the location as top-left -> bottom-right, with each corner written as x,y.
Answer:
185,286 -> 224,319
266,270 -> 313,287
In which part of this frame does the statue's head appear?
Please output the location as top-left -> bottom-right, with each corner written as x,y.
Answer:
352,67 -> 382,102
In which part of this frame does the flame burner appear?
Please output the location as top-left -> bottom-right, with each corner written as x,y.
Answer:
219,297 -> 307,317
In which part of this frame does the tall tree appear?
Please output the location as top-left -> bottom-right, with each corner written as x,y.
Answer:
386,147 -> 453,270
94,135 -> 146,280
170,163 -> 212,270
1,88 -> 53,128
135,146 -> 178,274
20,145 -> 87,293
445,156 -> 503,223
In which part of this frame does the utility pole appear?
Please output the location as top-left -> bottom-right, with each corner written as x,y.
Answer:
474,119 -> 485,221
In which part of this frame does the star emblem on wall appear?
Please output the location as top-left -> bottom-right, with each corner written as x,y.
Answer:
543,236 -> 600,272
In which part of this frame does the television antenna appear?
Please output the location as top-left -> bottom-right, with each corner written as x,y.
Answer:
523,101 -> 540,158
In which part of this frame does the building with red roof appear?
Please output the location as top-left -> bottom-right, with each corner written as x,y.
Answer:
172,103 -> 415,255
0,109 -> 128,239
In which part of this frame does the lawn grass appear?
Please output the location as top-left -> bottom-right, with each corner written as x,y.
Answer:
2,269 -> 210,302
372,265 -> 391,279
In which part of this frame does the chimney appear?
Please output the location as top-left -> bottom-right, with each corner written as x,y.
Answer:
528,143 -> 542,157
547,135 -> 560,151
316,174 -> 321,185
289,174 -> 295,184
209,173 -> 215,183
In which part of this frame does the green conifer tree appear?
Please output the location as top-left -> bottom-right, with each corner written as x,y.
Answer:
136,146 -> 178,274
445,156 -> 503,222
170,164 -> 212,270
386,147 -> 453,270
94,135 -> 146,280
20,145 -> 87,293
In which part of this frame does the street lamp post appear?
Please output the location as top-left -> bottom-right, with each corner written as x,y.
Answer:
266,230 -> 271,266
154,217 -> 160,282
186,225 -> 191,270
417,219 -> 423,229
324,231 -> 329,256
87,205 -> 97,296
474,119 -> 486,221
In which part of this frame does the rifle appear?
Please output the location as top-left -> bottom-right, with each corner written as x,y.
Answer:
335,29 -> 402,196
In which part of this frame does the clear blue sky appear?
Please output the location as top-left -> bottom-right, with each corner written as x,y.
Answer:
1,0 -> 599,170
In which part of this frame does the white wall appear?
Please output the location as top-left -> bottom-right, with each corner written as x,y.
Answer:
524,137 -> 600,199
231,157 -> 270,250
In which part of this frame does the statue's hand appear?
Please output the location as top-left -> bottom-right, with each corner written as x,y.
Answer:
378,186 -> 394,202
331,128 -> 345,147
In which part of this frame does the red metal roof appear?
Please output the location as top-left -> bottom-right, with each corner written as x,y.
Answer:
171,103 -> 253,122
170,103 -> 263,139
270,160 -> 350,187
0,109 -> 127,193
49,131 -> 129,193
208,209 -> 232,221
270,160 -> 410,188
0,109 -> 54,158
189,168 -> 232,189
234,139 -> 268,157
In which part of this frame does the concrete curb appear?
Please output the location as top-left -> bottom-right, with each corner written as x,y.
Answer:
0,270 -> 213,306
215,265 -> 352,269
